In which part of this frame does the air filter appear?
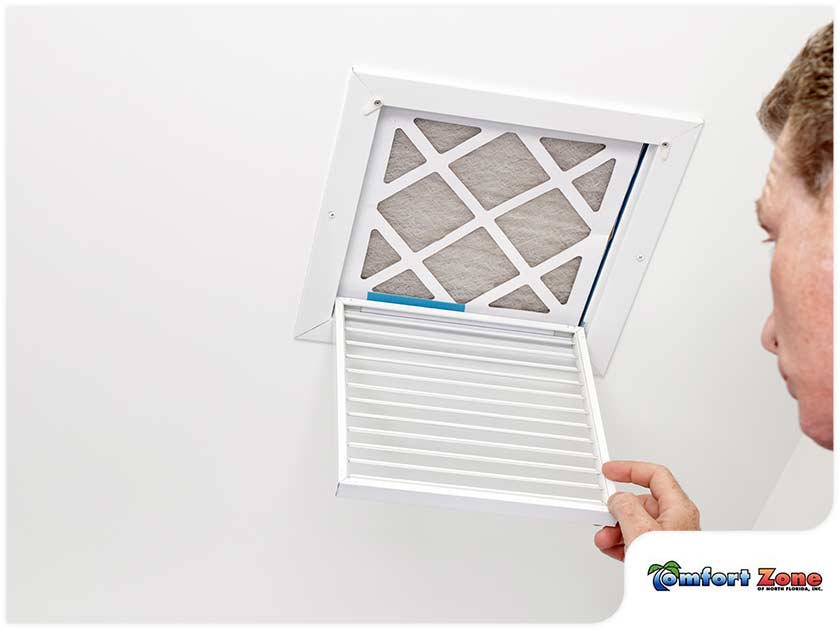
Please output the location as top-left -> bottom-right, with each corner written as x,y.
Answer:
337,107 -> 644,327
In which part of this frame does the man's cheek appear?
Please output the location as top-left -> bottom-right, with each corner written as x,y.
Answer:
767,244 -> 801,348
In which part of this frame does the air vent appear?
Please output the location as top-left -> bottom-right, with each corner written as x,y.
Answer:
335,297 -> 617,525
295,69 -> 702,375
295,69 -> 701,522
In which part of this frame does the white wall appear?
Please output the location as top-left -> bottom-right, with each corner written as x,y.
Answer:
6,5 -> 832,622
754,435 -> 833,529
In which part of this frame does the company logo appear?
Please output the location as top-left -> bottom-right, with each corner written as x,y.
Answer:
647,561 -> 823,592
648,561 -> 750,592
756,568 -> 823,592
648,561 -> 681,591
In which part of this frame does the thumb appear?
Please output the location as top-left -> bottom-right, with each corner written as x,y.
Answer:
607,492 -> 661,547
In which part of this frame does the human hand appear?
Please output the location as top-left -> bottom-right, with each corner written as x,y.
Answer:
594,460 -> 700,561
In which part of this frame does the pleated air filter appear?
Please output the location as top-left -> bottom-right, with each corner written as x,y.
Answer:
338,112 -> 643,325
296,70 -> 702,523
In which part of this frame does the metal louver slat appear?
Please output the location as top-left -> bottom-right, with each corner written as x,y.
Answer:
335,297 -> 617,525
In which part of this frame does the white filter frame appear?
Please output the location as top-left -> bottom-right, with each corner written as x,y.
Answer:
296,68 -> 703,374
335,297 -> 618,525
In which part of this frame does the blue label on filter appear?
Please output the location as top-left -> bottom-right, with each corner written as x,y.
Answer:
366,292 -> 465,312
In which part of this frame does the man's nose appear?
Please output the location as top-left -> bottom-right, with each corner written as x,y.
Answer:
761,312 -> 779,355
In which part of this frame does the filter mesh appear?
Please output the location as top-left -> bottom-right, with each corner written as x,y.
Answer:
373,269 -> 434,299
415,118 -> 481,153
489,285 -> 549,313
377,173 -> 473,252
572,159 -> 616,212
540,137 -> 606,171
449,132 -> 550,210
495,189 -> 591,267
361,229 -> 401,279
424,228 -> 519,304
541,257 -> 583,305
384,128 -> 426,183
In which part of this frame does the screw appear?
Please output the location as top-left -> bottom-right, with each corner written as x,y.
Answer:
373,99 -> 382,106
662,141 -> 670,147
636,253 -> 645,262
328,211 -> 336,219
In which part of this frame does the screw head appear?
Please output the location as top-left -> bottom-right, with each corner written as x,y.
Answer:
636,253 -> 645,262
373,99 -> 382,106
328,211 -> 336,219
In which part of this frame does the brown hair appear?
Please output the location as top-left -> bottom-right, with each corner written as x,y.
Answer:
758,22 -> 833,196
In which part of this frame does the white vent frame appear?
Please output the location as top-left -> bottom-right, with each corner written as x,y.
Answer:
336,297 -> 617,525
295,68 -> 702,374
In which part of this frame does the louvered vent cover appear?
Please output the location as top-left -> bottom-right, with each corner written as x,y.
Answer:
335,298 -> 617,525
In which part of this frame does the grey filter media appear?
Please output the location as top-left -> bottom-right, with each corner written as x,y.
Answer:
361,229 -> 401,279
383,129 -> 427,184
414,118 -> 481,153
495,188 -> 591,267
541,257 -> 583,304
539,137 -> 606,171
373,269 -> 434,299
449,132 -> 550,210
361,117 -> 619,312
489,285 -> 549,313
572,159 -> 616,212
423,228 -> 519,304
376,173 -> 474,252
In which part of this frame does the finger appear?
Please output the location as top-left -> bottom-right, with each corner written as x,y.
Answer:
607,492 -> 660,547
599,544 -> 625,562
602,461 -> 690,511
596,495 -> 657,547
639,493 -> 660,519
594,525 -> 622,550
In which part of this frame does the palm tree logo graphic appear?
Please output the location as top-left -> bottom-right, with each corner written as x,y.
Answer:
648,560 -> 681,591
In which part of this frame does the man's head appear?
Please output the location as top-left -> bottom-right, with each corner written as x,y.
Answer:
756,22 -> 833,449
